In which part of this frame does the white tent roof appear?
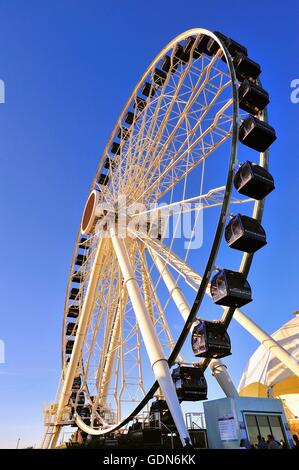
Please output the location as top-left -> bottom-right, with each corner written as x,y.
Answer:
238,316 -> 299,390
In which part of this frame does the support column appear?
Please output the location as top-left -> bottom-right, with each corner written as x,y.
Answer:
209,359 -> 239,397
110,228 -> 190,446
233,309 -> 299,378
50,239 -> 107,449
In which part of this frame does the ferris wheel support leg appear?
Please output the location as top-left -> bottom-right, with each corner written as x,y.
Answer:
110,229 -> 191,446
209,359 -> 239,397
48,425 -> 61,449
150,249 -> 239,398
233,308 -> 299,379
48,238 -> 107,449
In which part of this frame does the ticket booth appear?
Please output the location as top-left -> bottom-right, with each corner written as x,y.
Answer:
203,396 -> 292,449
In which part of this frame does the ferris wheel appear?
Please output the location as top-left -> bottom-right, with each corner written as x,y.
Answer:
42,28 -> 281,449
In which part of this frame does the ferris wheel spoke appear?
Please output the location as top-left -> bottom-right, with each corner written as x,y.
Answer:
114,51 -> 224,200
125,54 -> 209,187
129,187 -> 252,222
78,254 -> 119,425
129,52 -> 223,195
95,246 -> 139,411
93,272 -> 122,407
117,59 -> 181,194
81,269 -> 118,398
136,233 -> 201,291
83,251 -> 117,339
96,287 -> 126,408
130,75 -> 231,202
145,81 -> 232,186
136,97 -> 233,204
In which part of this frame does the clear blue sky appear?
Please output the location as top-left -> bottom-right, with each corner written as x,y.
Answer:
0,0 -> 298,448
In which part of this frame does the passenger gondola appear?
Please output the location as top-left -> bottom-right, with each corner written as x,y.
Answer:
234,161 -> 275,200
191,320 -> 231,359
210,269 -> 252,308
225,214 -> 267,253
172,365 -> 207,401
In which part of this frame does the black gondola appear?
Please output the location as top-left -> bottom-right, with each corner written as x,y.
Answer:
71,391 -> 85,406
161,55 -> 171,73
104,157 -> 116,170
233,53 -> 261,82
239,115 -> 277,152
133,96 -> 147,111
75,254 -> 87,266
72,376 -> 81,390
225,214 -> 267,253
206,36 -> 223,56
67,305 -> 79,318
234,161 -> 275,200
78,236 -> 88,250
77,405 -> 91,424
153,68 -> 167,86
117,126 -> 130,140
110,142 -> 120,155
183,36 -> 200,60
66,322 -> 78,336
72,271 -> 82,283
69,287 -> 80,300
149,399 -> 175,428
172,365 -> 207,401
141,82 -> 157,98
77,405 -> 90,417
66,340 -> 74,355
173,43 -> 188,64
195,34 -> 213,55
124,111 -> 135,124
98,173 -> 109,185
191,320 -> 231,359
210,269 -> 252,308
78,405 -> 91,418
161,55 -> 179,74
238,80 -> 270,114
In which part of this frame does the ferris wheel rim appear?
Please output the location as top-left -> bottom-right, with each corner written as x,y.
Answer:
58,28 -> 247,437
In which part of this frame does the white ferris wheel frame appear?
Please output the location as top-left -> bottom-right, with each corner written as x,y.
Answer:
42,28 -> 299,449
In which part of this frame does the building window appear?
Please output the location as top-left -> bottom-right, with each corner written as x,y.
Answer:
244,413 -> 287,448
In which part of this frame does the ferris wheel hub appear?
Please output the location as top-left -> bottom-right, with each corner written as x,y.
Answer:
81,189 -> 108,234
